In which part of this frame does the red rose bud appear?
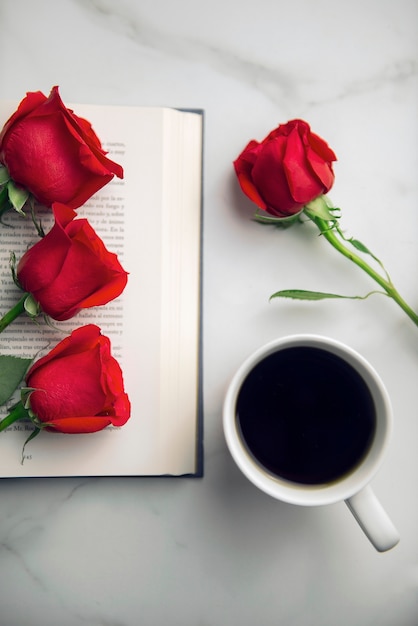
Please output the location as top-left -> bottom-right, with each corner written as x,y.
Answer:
0,86 -> 123,209
233,119 -> 337,218
26,324 -> 130,433
17,203 -> 128,321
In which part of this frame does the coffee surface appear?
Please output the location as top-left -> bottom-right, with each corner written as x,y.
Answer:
236,347 -> 376,484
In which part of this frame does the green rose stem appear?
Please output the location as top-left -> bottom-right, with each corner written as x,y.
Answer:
0,293 -> 29,333
0,401 -> 30,432
266,196 -> 418,327
306,206 -> 418,327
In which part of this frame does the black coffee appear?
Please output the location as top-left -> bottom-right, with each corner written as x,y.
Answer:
236,346 -> 376,484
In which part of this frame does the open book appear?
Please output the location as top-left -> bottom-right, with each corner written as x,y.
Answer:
0,102 -> 204,478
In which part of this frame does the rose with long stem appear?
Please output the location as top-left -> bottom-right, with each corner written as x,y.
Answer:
234,119 -> 417,327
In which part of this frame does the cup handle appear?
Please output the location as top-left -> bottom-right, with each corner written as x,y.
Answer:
345,485 -> 400,552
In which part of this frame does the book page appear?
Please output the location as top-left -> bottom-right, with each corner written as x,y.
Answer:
0,103 -> 203,477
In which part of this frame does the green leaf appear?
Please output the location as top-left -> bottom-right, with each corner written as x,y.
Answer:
270,289 -> 386,302
0,355 -> 33,405
0,165 -> 10,185
7,180 -> 29,214
21,387 -> 37,410
270,289 -> 349,301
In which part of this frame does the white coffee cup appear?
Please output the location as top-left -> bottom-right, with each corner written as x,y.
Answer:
223,334 -> 400,552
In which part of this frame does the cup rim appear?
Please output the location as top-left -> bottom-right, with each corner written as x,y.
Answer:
223,334 -> 393,506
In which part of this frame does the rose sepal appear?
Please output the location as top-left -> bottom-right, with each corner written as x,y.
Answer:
253,208 -> 304,228
304,195 -> 340,222
0,165 -> 11,220
21,387 -> 54,431
0,292 -> 39,334
7,180 -> 29,214
0,164 -> 30,215
21,386 -> 38,410
0,399 -> 42,464
0,182 -> 11,224
23,294 -> 41,318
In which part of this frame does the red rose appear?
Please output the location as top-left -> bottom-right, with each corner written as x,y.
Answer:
26,324 -> 130,433
17,203 -> 128,321
0,86 -> 123,209
233,119 -> 337,218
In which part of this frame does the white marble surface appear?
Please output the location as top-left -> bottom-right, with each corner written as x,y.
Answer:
1,0 -> 418,624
